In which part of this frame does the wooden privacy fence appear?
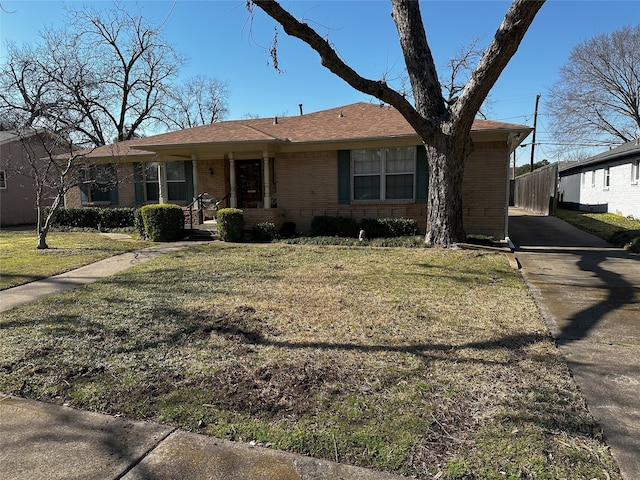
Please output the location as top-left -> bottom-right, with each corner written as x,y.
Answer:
514,163 -> 558,215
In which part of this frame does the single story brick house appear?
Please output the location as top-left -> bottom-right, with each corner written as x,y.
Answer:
558,139 -> 640,219
66,102 -> 531,239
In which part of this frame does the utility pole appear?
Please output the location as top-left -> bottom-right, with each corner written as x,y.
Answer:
530,94 -> 540,172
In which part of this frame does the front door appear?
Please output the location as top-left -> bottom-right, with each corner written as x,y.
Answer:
237,160 -> 262,208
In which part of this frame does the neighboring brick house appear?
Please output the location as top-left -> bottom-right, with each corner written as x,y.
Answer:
66,102 -> 531,239
0,129 -> 66,227
558,139 -> 640,219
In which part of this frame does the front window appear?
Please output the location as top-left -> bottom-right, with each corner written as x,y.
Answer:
352,147 -> 416,200
604,167 -> 610,188
0,170 -> 6,189
82,164 -> 117,204
134,162 -> 160,203
166,161 -> 187,201
632,159 -> 639,185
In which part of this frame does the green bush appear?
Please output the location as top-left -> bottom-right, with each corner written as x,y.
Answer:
133,209 -> 146,239
217,208 -> 244,242
51,207 -> 101,229
310,215 -> 359,237
140,204 -> 185,242
278,221 -> 297,239
377,217 -> 419,237
50,207 -> 136,230
359,218 -> 389,239
310,215 -> 418,239
99,208 -> 136,229
252,222 -> 279,242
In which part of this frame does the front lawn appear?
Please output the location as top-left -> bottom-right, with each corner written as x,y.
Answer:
0,230 -> 152,290
0,243 -> 620,479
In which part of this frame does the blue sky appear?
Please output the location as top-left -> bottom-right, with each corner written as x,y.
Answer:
1,0 -> 638,165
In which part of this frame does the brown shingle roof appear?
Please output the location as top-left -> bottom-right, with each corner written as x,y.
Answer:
82,102 -> 531,158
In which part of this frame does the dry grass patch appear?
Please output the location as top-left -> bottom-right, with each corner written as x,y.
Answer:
0,243 -> 620,479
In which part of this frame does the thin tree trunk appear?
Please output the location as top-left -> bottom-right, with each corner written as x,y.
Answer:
36,208 -> 49,249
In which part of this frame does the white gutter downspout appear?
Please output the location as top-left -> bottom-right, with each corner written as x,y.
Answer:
263,151 -> 271,209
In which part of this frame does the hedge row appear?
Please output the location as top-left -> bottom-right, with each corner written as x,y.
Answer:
51,207 -> 136,230
51,205 -> 186,242
310,215 -> 418,239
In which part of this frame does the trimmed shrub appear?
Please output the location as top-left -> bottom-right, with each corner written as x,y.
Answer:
50,207 -> 136,230
99,208 -> 136,229
252,222 -> 278,242
310,215 -> 359,237
140,204 -> 185,242
309,215 -> 418,239
376,217 -> 419,237
359,218 -> 419,239
278,221 -> 297,239
51,207 -> 101,229
217,208 -> 244,242
359,218 -> 389,239
133,209 -> 146,239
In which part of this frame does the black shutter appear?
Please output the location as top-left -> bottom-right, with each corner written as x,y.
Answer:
338,150 -> 350,205
416,146 -> 428,203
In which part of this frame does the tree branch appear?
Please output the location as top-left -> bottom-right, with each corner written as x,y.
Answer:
390,0 -> 445,120
251,0 -> 439,142
453,0 -> 544,131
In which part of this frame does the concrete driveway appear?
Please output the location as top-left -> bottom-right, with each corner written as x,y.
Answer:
508,208 -> 640,480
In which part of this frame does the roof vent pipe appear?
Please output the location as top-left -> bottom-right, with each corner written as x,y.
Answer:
299,104 -> 303,115
338,109 -> 344,118
273,116 -> 278,125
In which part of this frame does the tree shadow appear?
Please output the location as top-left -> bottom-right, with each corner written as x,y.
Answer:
509,214 -> 639,345
557,250 -> 636,345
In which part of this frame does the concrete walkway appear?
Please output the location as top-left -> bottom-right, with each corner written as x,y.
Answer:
0,240 -> 404,480
0,241 -> 195,313
508,208 -> 640,480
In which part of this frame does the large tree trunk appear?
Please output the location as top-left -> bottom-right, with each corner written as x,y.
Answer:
423,134 -> 470,246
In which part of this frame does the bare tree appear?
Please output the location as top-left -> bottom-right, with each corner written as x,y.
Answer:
1,3 -> 229,147
250,0 -> 544,246
3,126 -> 110,249
547,25 -> 640,150
440,38 -> 492,118
163,75 -> 230,129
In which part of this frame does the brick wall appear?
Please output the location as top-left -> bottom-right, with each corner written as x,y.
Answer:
462,141 -> 509,239
273,144 -> 509,239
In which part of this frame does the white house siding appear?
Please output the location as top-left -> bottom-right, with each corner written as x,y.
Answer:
558,172 -> 581,205
579,159 -> 639,218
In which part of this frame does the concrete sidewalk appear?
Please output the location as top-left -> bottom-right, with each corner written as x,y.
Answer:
508,208 -> 640,480
0,394 -> 403,480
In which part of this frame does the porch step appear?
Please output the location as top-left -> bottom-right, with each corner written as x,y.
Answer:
186,220 -> 218,241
